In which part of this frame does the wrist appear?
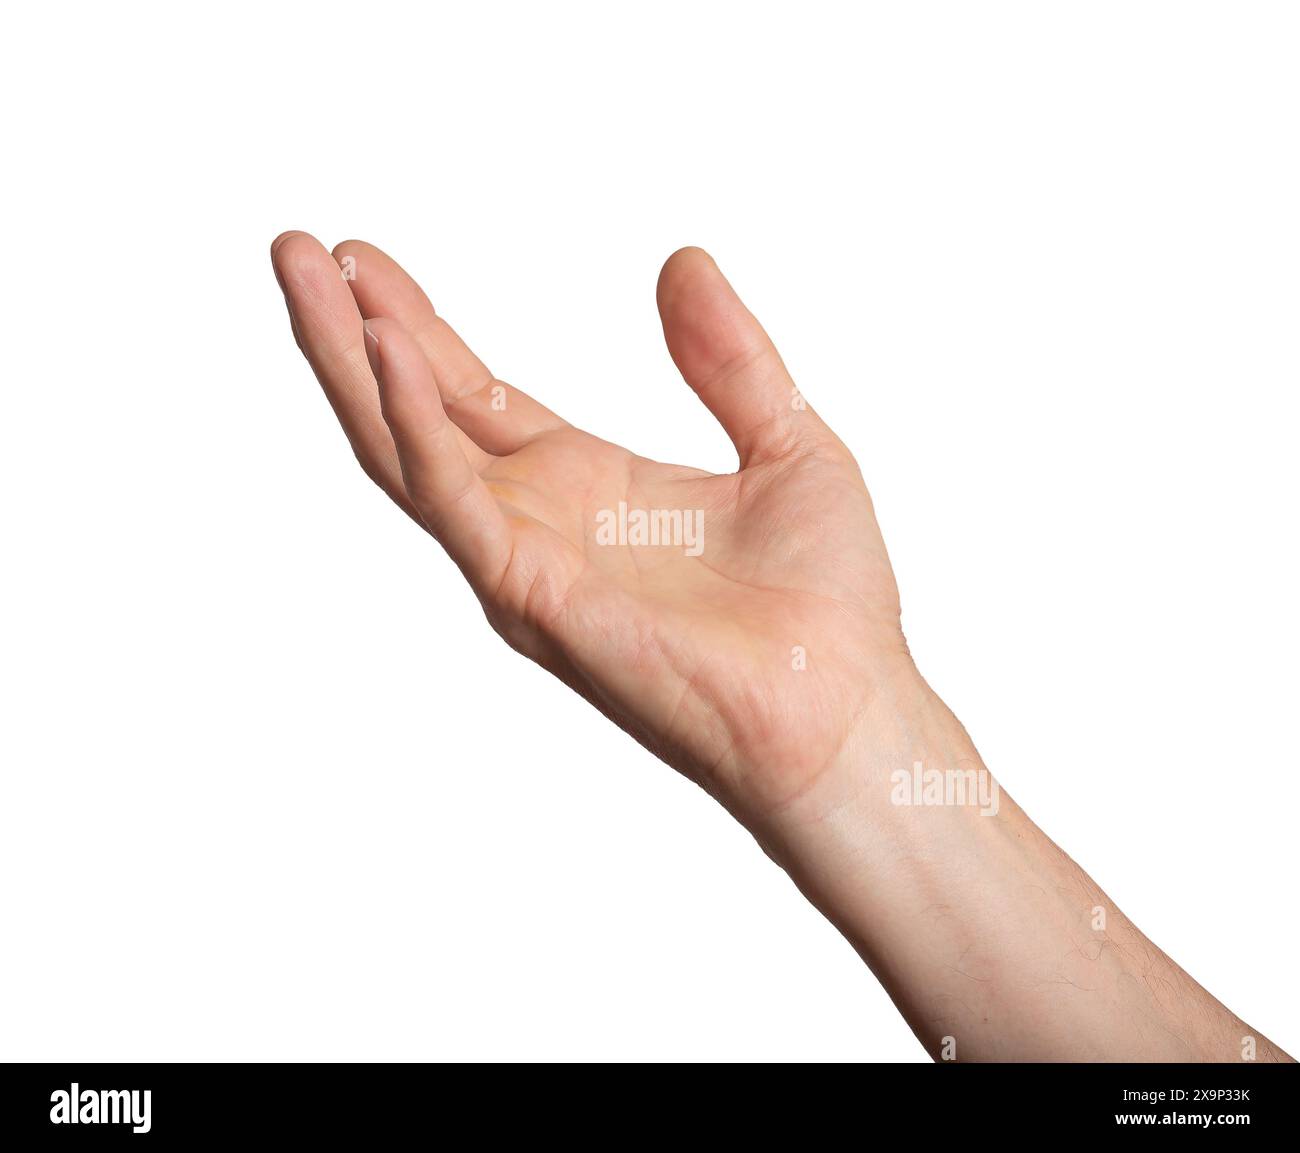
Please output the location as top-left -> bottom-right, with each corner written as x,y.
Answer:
743,666 -> 1016,972
751,663 -> 983,858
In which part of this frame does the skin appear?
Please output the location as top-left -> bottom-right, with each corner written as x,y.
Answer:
271,232 -> 1292,1061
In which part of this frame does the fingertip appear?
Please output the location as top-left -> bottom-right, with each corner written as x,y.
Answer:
271,231 -> 306,291
657,246 -> 718,304
361,316 -> 402,379
363,318 -> 432,413
271,229 -> 302,256
360,315 -> 403,347
269,231 -> 338,299
332,237 -> 373,269
663,244 -> 715,268
271,229 -> 315,264
362,318 -> 381,379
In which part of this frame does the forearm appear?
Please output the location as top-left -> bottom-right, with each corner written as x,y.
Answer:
760,673 -> 1292,1063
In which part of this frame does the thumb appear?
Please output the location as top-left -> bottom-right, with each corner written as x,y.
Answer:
656,247 -> 821,467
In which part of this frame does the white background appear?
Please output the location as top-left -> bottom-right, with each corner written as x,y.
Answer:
2,2 -> 1297,1061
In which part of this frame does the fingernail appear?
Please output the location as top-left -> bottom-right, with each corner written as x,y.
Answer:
363,321 -> 381,377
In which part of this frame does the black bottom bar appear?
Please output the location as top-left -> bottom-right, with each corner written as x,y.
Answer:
4,1060 -> 1294,1141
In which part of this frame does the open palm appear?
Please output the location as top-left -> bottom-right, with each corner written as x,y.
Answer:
272,236 -> 910,820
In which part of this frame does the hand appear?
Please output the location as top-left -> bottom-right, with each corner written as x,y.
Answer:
271,235 -> 914,824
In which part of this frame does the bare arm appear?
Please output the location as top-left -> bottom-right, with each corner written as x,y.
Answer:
271,231 -> 1291,1062
770,671 -> 1289,1061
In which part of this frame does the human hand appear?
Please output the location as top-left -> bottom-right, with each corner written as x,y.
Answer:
271,234 -> 1295,1063
271,235 -> 916,827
